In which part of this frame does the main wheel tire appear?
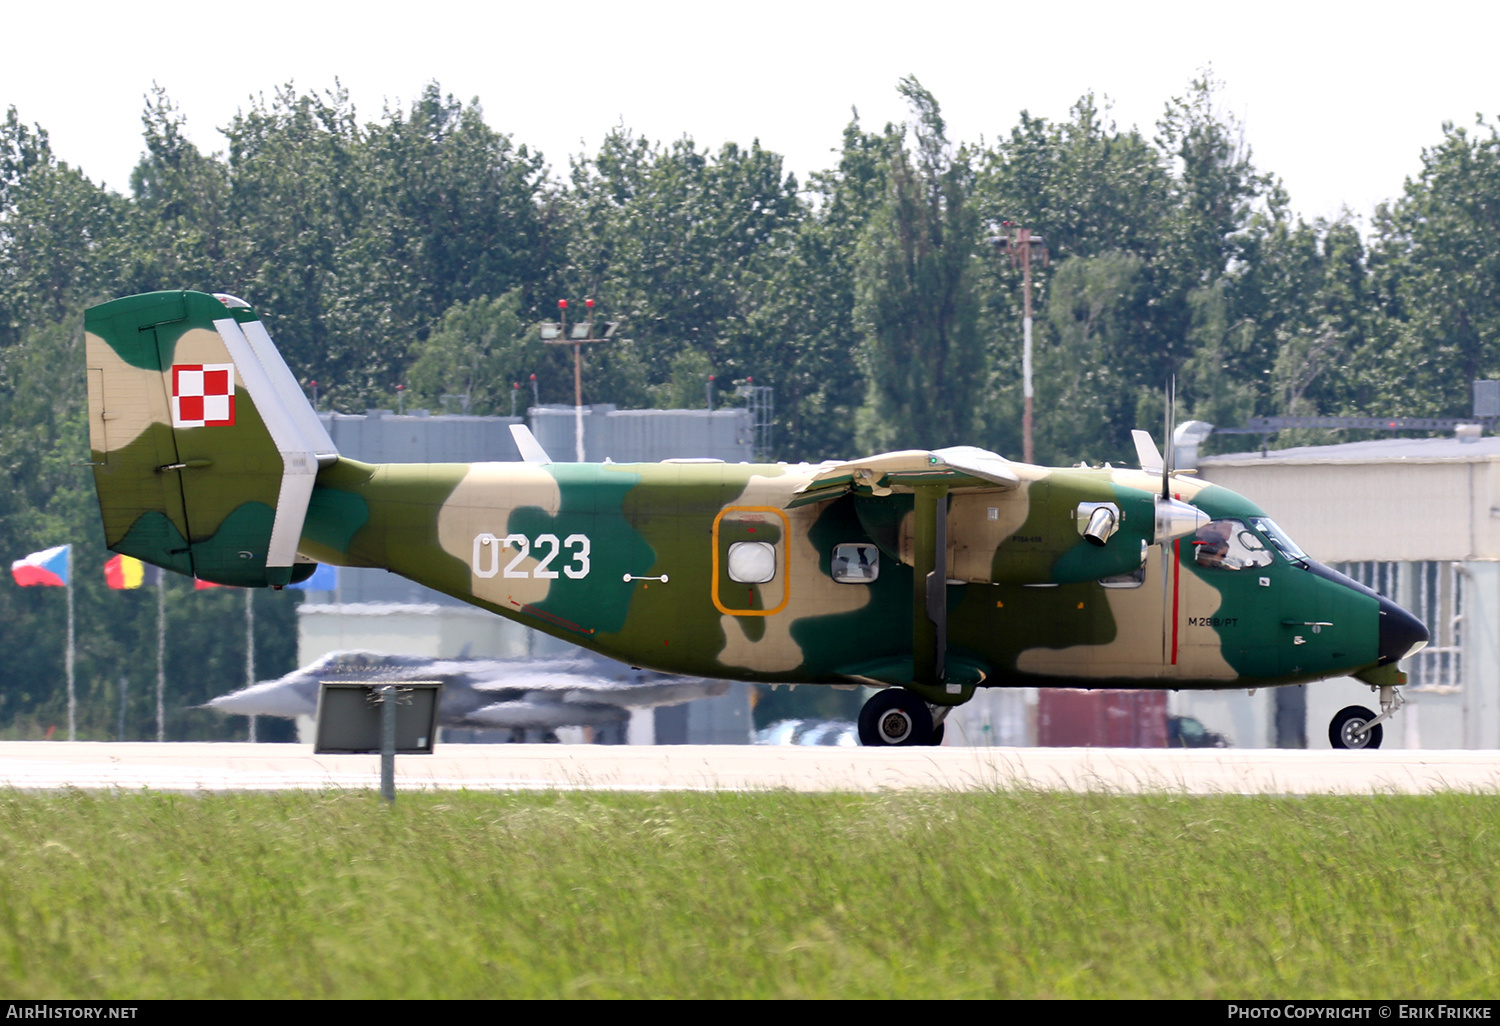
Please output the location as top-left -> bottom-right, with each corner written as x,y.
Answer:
1329,705 -> 1383,750
930,723 -> 946,747
857,688 -> 934,747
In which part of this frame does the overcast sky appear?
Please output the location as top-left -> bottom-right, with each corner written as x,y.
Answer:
7,1 -> 1496,226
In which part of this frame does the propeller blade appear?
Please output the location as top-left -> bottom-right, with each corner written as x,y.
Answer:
1162,376 -> 1176,500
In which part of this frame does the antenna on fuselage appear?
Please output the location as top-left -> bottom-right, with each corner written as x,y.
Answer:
510,424 -> 553,464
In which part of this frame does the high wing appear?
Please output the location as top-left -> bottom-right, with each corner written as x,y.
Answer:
787,446 -> 1021,508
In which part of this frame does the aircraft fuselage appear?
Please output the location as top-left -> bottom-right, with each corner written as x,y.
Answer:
295,456 -> 1397,694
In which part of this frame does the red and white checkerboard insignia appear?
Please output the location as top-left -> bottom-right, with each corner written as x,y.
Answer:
171,363 -> 236,428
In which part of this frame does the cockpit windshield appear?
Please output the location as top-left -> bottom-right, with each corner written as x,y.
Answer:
1192,519 -> 1273,571
1248,517 -> 1308,567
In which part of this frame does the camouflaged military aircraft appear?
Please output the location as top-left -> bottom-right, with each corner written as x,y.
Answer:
85,291 -> 1429,749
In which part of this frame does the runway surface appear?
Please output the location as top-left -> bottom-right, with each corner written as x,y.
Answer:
0,741 -> 1498,794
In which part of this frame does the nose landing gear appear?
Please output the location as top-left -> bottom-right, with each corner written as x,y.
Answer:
1329,686 -> 1404,750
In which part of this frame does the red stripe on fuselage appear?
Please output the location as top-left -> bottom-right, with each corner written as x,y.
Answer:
1171,537 -> 1181,665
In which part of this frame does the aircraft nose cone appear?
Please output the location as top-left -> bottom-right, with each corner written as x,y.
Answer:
1378,596 -> 1429,665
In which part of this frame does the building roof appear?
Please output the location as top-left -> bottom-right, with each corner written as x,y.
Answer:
1200,434 -> 1500,467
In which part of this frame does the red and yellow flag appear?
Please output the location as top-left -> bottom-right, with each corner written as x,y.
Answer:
104,554 -> 160,589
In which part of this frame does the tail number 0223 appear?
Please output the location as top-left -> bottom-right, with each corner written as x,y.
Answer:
472,533 -> 590,579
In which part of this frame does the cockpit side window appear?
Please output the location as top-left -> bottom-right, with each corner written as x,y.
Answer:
1192,519 -> 1274,571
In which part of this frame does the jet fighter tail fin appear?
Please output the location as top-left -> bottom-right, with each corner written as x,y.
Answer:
85,290 -> 337,587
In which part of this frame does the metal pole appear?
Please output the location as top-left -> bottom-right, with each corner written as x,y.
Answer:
574,341 -> 585,463
156,577 -> 166,743
379,684 -> 396,803
66,578 -> 75,741
118,674 -> 127,742
1021,228 -> 1035,466
246,588 -> 257,743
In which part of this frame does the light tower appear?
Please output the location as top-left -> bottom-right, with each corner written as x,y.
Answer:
540,298 -> 616,461
993,225 -> 1048,464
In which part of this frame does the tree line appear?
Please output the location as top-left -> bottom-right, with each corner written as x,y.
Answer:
2,74 -> 1498,737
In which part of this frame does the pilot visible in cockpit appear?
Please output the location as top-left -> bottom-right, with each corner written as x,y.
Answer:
1193,520 -> 1235,570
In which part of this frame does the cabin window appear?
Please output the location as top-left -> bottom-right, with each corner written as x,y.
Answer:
727,541 -> 777,583
1192,519 -> 1274,571
831,543 -> 880,584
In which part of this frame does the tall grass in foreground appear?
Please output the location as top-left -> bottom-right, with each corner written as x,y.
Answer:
0,789 -> 1495,998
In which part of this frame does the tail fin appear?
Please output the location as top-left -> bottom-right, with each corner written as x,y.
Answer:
85,290 -> 337,586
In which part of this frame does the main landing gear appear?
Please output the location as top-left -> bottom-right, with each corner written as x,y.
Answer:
857,687 -> 949,747
1328,686 -> 1404,750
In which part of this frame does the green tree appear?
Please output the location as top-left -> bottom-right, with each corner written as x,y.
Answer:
216,84 -> 364,389
1360,116 -> 1500,416
0,106 -> 51,212
405,289 -> 557,415
854,78 -> 984,452
129,85 -> 232,291
1037,251 -> 1145,462
739,113 -> 891,459
0,164 -> 136,339
563,131 -> 804,394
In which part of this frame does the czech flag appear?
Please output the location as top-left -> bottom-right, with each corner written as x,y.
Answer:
104,554 -> 161,589
12,544 -> 70,587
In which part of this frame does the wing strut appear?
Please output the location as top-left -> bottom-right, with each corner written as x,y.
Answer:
914,485 -> 949,689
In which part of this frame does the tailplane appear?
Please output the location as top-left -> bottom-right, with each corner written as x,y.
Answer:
85,290 -> 337,586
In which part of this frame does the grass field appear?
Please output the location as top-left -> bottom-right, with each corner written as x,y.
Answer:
0,788 -> 1495,998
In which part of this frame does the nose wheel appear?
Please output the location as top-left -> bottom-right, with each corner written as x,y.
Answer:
1328,686 -> 1403,750
1329,706 -> 1382,749
858,688 -> 942,746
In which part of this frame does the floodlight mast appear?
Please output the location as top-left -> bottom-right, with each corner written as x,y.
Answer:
542,298 -> 614,461
993,225 -> 1048,465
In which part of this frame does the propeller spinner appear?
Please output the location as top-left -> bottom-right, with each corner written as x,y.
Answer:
1133,380 -> 1209,544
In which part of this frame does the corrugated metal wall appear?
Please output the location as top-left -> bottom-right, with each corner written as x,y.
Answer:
322,410 -> 523,463
528,404 -> 754,464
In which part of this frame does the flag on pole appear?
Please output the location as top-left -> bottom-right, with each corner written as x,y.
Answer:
12,544 -> 70,587
12,544 -> 74,738
104,553 -> 161,589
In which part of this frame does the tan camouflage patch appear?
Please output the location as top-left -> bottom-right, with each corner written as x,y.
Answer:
86,332 -> 168,456
1016,545 -> 1237,681
171,326 -> 237,369
1171,542 -> 1241,681
435,462 -> 562,610
715,471 -> 873,675
1109,467 -> 1212,503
